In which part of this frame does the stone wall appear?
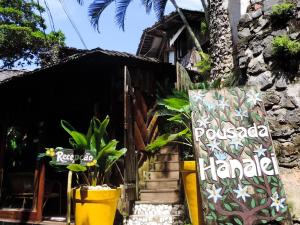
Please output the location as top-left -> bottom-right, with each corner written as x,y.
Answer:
237,0 -> 300,221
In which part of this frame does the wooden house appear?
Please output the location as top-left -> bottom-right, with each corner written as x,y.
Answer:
0,48 -> 176,224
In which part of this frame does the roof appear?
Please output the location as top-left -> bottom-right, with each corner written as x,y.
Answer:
137,9 -> 205,57
0,48 -> 171,85
0,69 -> 27,84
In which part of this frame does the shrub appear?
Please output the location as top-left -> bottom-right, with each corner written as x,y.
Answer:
271,2 -> 295,17
272,35 -> 300,57
196,51 -> 212,76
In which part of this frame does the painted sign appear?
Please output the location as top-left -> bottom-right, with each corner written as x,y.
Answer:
189,87 -> 291,225
50,148 -> 95,165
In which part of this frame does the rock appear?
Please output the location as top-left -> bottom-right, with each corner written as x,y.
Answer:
275,76 -> 287,90
261,35 -> 274,48
270,108 -> 287,123
239,56 -> 250,69
280,94 -> 297,109
264,90 -> 281,108
239,14 -> 253,25
292,134 -> 300,149
239,28 -> 251,39
263,43 -> 273,60
247,71 -> 274,90
269,121 -> 295,137
290,32 -> 300,40
250,41 -> 264,56
279,168 -> 300,220
247,54 -> 267,75
286,109 -> 300,127
254,17 -> 270,32
250,9 -> 263,19
271,29 -> 288,37
280,142 -> 297,156
251,0 -> 262,3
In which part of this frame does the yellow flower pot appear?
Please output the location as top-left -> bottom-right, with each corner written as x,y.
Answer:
74,188 -> 121,225
181,161 -> 202,225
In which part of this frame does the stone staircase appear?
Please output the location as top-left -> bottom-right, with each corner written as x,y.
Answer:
125,145 -> 184,225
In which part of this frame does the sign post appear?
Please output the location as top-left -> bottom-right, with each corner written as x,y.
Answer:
189,87 -> 292,225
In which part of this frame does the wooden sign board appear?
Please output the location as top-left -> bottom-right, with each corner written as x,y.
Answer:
189,87 -> 291,225
52,148 -> 95,165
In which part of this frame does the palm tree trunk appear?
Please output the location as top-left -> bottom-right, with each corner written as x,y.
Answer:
170,0 -> 203,52
200,0 -> 209,23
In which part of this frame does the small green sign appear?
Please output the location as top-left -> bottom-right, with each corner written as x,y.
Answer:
189,87 -> 291,225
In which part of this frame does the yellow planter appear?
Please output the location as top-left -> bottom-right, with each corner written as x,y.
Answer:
181,161 -> 202,225
74,188 -> 121,225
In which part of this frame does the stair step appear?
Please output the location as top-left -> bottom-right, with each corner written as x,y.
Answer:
127,215 -> 183,225
145,179 -> 179,189
159,145 -> 178,154
145,171 -> 180,180
150,161 -> 180,171
155,154 -> 179,162
140,189 -> 180,203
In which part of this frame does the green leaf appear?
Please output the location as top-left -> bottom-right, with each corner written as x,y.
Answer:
271,187 -> 277,194
256,189 -> 265,194
208,203 -> 216,211
233,217 -> 243,225
218,216 -> 227,221
253,177 -> 260,184
261,220 -> 268,224
276,217 -> 284,222
230,202 -> 239,208
61,120 -> 88,148
259,177 -> 264,183
242,180 -> 251,185
67,164 -> 87,172
226,223 -> 233,225
206,215 -> 214,220
261,209 -> 269,214
211,211 -> 217,220
271,208 -> 276,217
260,198 -> 266,205
224,203 -> 232,211
251,199 -> 256,208
271,176 -> 278,182
271,182 -> 278,187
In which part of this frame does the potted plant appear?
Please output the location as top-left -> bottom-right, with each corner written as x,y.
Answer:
41,116 -> 127,225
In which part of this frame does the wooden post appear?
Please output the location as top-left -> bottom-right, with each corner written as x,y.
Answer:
123,66 -> 137,215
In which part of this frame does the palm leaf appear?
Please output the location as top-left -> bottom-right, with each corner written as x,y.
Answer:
153,0 -> 168,20
158,97 -> 189,112
145,128 -> 189,151
61,120 -> 88,148
115,0 -> 133,30
88,0 -> 115,32
142,0 -> 153,13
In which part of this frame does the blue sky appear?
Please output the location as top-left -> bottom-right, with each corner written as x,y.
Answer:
39,0 -> 202,54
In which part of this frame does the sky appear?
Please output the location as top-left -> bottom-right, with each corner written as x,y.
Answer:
39,0 -> 203,54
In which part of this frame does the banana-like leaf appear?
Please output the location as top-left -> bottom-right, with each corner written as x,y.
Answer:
145,128 -> 189,151
61,120 -> 88,148
96,139 -> 118,160
67,164 -> 87,172
105,148 -> 127,173
158,97 -> 189,112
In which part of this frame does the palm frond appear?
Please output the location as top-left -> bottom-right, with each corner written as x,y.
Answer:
88,0 -> 115,32
115,0 -> 133,30
142,0 -> 153,14
153,0 -> 168,20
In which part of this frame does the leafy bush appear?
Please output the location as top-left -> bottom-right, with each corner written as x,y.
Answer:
271,2 -> 295,18
196,51 -> 212,76
272,35 -> 300,57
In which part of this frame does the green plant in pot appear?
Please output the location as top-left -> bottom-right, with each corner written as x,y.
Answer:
41,116 -> 126,225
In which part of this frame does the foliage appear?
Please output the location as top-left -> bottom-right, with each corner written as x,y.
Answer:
0,0 -> 65,68
40,116 -> 127,186
196,51 -> 212,76
271,2 -> 295,18
145,79 -> 221,159
272,35 -> 300,58
200,21 -> 208,36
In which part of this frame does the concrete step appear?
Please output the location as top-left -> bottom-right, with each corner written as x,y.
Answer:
140,189 -> 180,203
150,161 -> 180,171
159,145 -> 179,154
145,178 -> 179,189
155,154 -> 179,162
145,171 -> 180,180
